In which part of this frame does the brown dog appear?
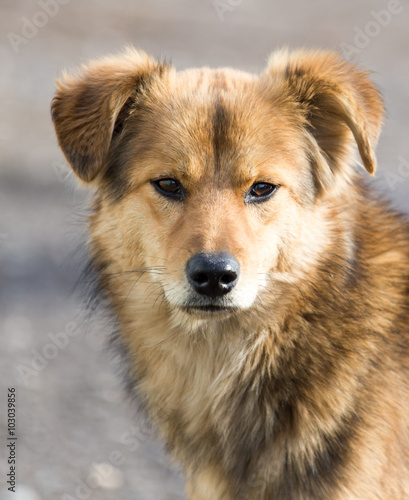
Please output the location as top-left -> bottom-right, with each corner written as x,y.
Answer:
52,48 -> 409,499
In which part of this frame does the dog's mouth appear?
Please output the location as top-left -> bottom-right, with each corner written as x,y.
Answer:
181,304 -> 237,315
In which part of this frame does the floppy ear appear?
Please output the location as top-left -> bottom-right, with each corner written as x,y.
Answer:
51,48 -> 168,183
265,49 -> 384,190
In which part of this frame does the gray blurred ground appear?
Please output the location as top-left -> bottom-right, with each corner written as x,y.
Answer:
0,1 -> 408,499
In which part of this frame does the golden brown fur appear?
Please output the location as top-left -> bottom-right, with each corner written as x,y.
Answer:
52,47 -> 409,499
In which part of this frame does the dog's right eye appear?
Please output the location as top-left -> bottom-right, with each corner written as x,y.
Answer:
152,178 -> 186,201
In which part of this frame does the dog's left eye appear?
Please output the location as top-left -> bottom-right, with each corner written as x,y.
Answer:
152,178 -> 185,201
246,182 -> 279,203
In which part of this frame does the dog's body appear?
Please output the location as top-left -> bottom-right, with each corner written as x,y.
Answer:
52,49 -> 409,499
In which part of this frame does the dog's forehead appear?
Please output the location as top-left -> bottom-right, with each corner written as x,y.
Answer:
174,66 -> 256,92
144,68 -> 303,183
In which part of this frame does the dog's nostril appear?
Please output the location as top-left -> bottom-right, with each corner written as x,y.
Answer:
186,252 -> 240,299
220,272 -> 237,285
193,272 -> 208,285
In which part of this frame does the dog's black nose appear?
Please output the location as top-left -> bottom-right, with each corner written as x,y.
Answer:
186,252 -> 240,298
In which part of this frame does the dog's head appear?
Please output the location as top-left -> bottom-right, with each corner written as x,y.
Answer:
52,48 -> 383,323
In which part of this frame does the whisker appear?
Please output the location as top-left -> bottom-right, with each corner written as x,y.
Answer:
143,282 -> 164,304
141,330 -> 180,352
99,267 -> 167,278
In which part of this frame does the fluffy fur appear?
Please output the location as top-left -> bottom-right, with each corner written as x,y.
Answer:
52,47 -> 409,499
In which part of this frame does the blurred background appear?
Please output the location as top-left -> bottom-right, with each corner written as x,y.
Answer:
0,1 -> 408,499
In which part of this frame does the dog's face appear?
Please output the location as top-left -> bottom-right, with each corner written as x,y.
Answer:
109,71 -> 322,316
52,49 -> 383,322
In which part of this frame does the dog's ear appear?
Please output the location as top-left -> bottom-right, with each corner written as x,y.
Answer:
265,50 -> 384,190
51,48 -> 169,183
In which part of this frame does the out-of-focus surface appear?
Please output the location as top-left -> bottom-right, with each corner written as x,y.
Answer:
0,1 -> 408,498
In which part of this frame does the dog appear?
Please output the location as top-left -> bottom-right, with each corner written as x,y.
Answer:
51,48 -> 409,499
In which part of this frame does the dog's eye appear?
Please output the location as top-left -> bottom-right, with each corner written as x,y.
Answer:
246,182 -> 279,203
152,178 -> 185,201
